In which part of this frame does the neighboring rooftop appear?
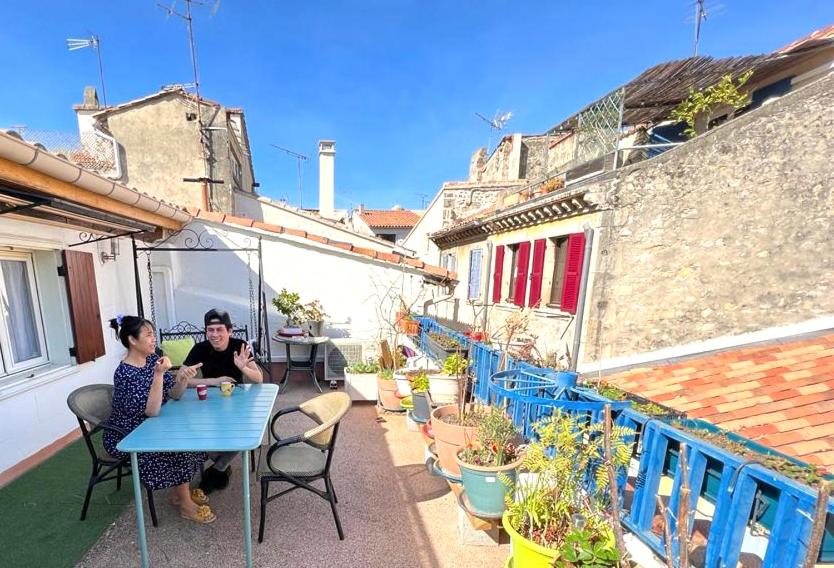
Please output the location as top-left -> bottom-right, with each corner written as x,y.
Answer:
359,208 -> 421,229
605,332 -> 834,472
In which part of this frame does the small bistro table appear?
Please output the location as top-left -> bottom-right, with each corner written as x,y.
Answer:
272,334 -> 329,393
117,383 -> 279,568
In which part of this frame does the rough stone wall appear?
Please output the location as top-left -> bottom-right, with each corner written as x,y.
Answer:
442,187 -> 504,227
520,135 -> 577,181
582,72 -> 834,363
102,94 -> 236,212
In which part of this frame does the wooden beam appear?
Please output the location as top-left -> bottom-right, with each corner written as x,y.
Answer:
0,158 -> 184,231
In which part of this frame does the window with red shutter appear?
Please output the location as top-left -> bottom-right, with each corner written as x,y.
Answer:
559,233 -> 586,314
491,245 -> 505,303
512,241 -> 531,307
527,239 -> 547,308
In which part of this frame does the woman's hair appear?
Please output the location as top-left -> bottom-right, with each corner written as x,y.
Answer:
109,316 -> 154,348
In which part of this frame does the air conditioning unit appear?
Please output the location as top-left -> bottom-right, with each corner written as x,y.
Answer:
324,339 -> 364,383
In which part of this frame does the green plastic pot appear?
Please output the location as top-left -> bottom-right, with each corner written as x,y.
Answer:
455,452 -> 522,518
502,512 -> 558,568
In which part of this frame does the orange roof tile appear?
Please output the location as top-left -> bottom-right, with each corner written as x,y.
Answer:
359,209 -> 420,229
606,332 -> 834,472
185,208 -> 455,282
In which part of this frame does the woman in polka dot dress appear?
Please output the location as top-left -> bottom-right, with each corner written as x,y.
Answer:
103,315 -> 217,524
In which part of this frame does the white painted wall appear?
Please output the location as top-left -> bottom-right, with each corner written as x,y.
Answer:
0,217 -> 140,477
402,190 -> 444,264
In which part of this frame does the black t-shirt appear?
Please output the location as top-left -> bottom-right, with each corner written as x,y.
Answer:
183,338 -> 246,383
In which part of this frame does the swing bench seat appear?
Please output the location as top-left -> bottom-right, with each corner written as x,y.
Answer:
159,321 -> 250,366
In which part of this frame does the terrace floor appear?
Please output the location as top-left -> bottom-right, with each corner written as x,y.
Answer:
78,377 -> 510,567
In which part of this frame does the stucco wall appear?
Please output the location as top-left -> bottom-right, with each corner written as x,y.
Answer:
0,219 -> 139,476
582,71 -> 834,364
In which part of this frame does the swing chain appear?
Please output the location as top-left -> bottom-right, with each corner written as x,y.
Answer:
146,253 -> 157,325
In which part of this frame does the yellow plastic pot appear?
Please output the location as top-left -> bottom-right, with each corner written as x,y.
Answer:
502,512 -> 558,568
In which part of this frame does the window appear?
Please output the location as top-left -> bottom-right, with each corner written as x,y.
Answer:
467,249 -> 483,300
0,252 -> 47,374
441,252 -> 457,273
547,236 -> 569,307
506,244 -> 519,302
379,233 -> 396,243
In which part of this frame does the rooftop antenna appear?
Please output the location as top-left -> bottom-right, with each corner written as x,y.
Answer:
271,145 -> 309,208
158,0 -> 223,210
66,34 -> 107,107
417,192 -> 429,208
693,0 -> 706,56
475,109 -> 513,154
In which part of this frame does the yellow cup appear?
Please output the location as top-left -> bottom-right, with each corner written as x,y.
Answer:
220,381 -> 235,397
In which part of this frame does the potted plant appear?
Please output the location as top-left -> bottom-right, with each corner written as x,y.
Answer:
303,300 -> 328,337
394,366 -> 440,397
272,288 -> 304,335
501,411 -> 632,567
425,331 -> 464,362
398,313 -> 420,336
455,407 -> 523,518
430,345 -> 482,477
427,353 -> 467,405
344,360 -> 380,402
410,372 -> 432,424
377,368 -> 402,411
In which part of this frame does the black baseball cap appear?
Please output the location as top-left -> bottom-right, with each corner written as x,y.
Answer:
204,308 -> 232,329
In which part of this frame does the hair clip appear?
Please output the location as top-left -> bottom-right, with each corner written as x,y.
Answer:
116,314 -> 124,325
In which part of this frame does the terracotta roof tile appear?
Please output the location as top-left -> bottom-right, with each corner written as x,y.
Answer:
606,332 -> 834,473
359,209 -> 420,229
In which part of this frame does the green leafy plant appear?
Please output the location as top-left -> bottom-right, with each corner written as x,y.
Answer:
346,360 -> 379,374
272,288 -> 304,325
503,411 -> 633,555
378,368 -> 394,381
555,523 -> 619,568
459,406 -> 521,467
428,331 -> 461,349
442,353 -> 468,376
670,70 -> 754,138
411,371 -> 430,394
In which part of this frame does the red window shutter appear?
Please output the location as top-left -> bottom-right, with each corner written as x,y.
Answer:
560,233 -> 586,314
512,241 -> 531,307
492,245 -> 505,303
62,250 -> 106,364
527,239 -> 547,308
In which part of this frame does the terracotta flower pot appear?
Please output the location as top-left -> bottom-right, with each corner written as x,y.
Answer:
398,319 -> 420,335
377,376 -> 402,411
430,404 -> 478,477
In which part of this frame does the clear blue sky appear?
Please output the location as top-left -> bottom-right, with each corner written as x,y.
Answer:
0,1 -> 830,210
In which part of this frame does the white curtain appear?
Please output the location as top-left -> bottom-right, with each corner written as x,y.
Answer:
2,260 -> 41,363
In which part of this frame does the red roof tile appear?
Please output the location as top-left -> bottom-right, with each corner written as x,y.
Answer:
777,22 -> 834,54
359,209 -> 420,229
606,332 -> 834,473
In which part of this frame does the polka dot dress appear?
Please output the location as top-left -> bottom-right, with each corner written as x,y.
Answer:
103,354 -> 206,490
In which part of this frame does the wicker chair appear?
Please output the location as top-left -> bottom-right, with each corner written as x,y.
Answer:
67,384 -> 158,526
258,392 -> 352,543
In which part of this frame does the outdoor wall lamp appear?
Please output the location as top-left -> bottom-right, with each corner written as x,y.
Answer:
97,238 -> 119,263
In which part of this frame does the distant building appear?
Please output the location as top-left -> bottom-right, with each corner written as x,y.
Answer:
73,85 -> 255,212
351,205 -> 421,244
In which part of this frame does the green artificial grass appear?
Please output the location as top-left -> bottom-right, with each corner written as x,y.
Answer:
0,433 -> 133,568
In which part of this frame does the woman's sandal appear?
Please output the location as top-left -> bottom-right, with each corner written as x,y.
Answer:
171,488 -> 209,507
180,505 -> 217,524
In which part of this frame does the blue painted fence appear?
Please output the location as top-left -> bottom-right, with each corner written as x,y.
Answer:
418,317 -> 834,567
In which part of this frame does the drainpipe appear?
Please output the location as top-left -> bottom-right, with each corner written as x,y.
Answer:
570,223 -> 594,371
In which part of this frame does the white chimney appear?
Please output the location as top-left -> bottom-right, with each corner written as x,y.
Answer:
318,140 -> 335,218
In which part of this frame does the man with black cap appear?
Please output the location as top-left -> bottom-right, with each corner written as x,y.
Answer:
183,308 -> 263,493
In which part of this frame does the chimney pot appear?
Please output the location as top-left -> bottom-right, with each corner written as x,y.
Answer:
318,140 -> 336,219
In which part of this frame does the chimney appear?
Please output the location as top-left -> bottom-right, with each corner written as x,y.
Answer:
73,86 -> 102,138
318,140 -> 335,218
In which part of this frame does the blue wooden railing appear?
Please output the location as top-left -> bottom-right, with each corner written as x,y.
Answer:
418,316 -> 834,567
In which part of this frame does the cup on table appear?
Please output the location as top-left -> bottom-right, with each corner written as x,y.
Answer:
196,384 -> 208,400
220,380 -> 235,397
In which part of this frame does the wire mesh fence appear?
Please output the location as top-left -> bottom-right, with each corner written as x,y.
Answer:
8,128 -> 117,173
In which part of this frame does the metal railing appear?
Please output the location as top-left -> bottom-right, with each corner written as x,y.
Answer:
418,316 -> 834,567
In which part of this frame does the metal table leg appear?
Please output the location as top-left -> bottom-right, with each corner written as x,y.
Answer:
130,452 -> 150,568
243,450 -> 252,568
309,344 -> 322,393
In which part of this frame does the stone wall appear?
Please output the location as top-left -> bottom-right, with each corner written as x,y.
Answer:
581,72 -> 834,363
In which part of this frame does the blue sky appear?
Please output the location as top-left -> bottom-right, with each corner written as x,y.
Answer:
0,1 -> 830,210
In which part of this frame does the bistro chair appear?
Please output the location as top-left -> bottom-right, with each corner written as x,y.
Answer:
67,384 -> 158,526
258,392 -> 351,543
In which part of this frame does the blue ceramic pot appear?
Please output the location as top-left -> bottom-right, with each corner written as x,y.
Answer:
455,451 -> 523,518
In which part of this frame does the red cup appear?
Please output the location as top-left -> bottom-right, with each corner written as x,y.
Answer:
197,384 -> 208,400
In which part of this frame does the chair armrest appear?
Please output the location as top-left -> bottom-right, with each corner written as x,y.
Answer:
92,421 -> 130,438
269,406 -> 303,439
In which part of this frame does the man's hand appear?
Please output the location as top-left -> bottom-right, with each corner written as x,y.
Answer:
176,362 -> 203,384
154,356 -> 172,375
234,343 -> 254,371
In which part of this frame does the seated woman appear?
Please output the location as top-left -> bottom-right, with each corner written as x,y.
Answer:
103,315 -> 216,524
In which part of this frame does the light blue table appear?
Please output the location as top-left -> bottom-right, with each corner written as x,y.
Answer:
117,383 -> 278,568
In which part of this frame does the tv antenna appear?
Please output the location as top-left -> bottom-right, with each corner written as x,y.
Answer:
67,34 -> 107,107
158,0 -> 221,208
475,109 -> 512,154
688,1 -> 724,56
271,145 -> 309,208
417,192 -> 429,208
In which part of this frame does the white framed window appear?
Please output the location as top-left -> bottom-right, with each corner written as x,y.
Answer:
0,252 -> 48,374
467,248 -> 483,300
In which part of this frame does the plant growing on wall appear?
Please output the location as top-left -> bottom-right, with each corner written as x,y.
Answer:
670,70 -> 754,138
